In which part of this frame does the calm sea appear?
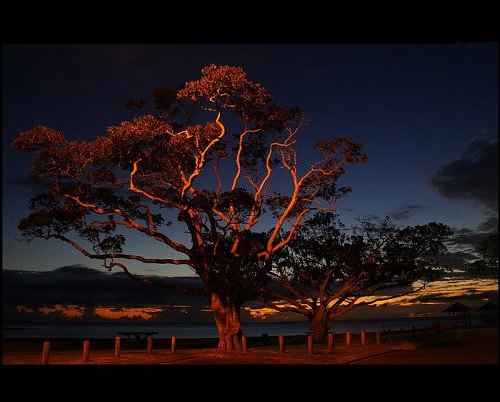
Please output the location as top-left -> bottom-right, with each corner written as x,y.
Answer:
3,316 -> 481,339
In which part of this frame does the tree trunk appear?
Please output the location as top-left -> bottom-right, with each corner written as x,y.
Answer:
310,311 -> 329,342
210,292 -> 242,351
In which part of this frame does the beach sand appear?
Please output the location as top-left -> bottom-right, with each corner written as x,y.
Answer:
2,327 -> 497,365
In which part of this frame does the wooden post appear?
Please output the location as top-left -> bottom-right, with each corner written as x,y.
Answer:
242,336 -> 247,353
114,336 -> 121,358
360,330 -> 366,346
83,340 -> 90,362
387,329 -> 392,342
147,336 -> 153,354
346,331 -> 351,346
376,330 -> 381,345
42,341 -> 50,365
400,327 -> 404,340
307,335 -> 313,354
279,335 -> 285,354
328,333 -> 334,353
412,326 -> 416,338
171,336 -> 177,353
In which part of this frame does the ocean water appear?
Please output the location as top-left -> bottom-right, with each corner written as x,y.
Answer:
3,316 -> 481,339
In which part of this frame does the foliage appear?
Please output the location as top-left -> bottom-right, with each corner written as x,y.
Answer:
12,64 -> 366,349
265,212 -> 453,338
466,233 -> 498,277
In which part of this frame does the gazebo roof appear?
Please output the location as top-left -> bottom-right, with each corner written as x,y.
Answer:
442,302 -> 472,313
476,301 -> 498,312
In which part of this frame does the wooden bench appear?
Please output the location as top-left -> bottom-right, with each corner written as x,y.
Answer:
117,331 -> 158,340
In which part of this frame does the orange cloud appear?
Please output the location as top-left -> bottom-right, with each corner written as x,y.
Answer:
243,306 -> 281,320
94,306 -> 164,320
16,305 -> 34,313
38,304 -> 85,318
369,277 -> 498,307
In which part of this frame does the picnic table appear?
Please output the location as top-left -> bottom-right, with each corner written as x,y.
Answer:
117,331 -> 158,340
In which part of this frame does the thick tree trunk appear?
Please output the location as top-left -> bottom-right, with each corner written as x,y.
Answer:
210,292 -> 242,351
310,311 -> 329,342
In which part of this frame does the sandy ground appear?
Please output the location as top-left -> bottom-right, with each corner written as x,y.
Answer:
2,327 -> 497,365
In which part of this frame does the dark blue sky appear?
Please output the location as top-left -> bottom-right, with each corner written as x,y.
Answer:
2,44 -> 498,274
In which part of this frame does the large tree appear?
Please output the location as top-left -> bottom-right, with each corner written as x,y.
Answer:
12,64 -> 366,350
264,213 -> 452,341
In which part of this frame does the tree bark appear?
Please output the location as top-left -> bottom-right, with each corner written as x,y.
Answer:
310,310 -> 329,342
210,292 -> 242,351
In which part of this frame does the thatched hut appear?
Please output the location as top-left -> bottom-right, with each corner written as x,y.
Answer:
442,302 -> 472,328
476,301 -> 498,327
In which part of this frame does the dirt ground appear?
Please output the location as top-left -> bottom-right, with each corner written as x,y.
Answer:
2,327 -> 497,365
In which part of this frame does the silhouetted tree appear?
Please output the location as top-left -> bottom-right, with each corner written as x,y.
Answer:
12,64 -> 366,350
466,233 -> 498,277
264,213 -> 452,341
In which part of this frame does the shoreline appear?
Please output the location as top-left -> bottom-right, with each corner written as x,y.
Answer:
3,316 -> 469,342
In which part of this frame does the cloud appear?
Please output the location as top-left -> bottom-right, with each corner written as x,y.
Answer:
449,227 -> 494,249
4,265 -> 497,325
429,138 -> 498,211
94,306 -> 163,320
371,271 -> 498,307
2,265 -> 217,324
436,250 -> 476,269
478,215 -> 498,232
2,265 -> 205,310
39,304 -> 85,318
388,204 -> 426,221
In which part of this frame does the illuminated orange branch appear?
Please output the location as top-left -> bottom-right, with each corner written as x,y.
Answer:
181,111 -> 226,198
64,194 -> 190,255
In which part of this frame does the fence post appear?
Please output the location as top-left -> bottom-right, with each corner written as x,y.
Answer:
400,327 -> 404,340
307,335 -> 313,354
171,336 -> 177,353
114,336 -> 121,358
346,331 -> 351,346
83,340 -> 90,362
328,332 -> 334,353
242,336 -> 247,353
387,328 -> 392,342
42,341 -> 50,365
360,330 -> 366,346
279,335 -> 285,354
147,336 -> 153,354
412,325 -> 416,338
376,330 -> 381,345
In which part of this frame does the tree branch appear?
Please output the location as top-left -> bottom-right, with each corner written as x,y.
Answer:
52,234 -> 193,266
181,111 -> 227,198
357,283 -> 427,306
103,261 -> 202,295
265,291 -> 311,316
64,194 -> 190,255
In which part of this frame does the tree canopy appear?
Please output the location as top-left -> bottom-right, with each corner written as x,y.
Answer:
12,64 -> 367,350
265,213 -> 453,341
